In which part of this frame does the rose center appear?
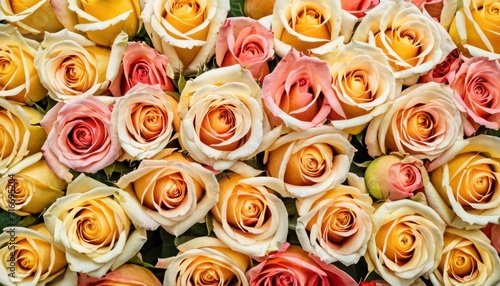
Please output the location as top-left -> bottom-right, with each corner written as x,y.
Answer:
325,207 -> 355,244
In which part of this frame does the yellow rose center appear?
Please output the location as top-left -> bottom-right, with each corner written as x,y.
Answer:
284,143 -> 334,185
199,105 -> 242,151
16,248 -> 38,272
0,48 -> 29,91
374,28 -> 422,70
10,0 -> 39,14
441,244 -> 481,282
343,70 -> 372,103
130,104 -> 168,141
323,207 -> 356,244
226,185 -> 268,229
58,55 -> 93,94
0,111 -> 19,158
376,221 -> 416,266
189,259 -> 235,285
156,172 -> 187,209
165,0 -> 205,33
76,201 -> 119,246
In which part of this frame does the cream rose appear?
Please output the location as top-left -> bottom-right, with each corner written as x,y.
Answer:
266,125 -> 356,198
43,174 -> 147,278
366,199 -> 446,285
365,82 -> 464,161
430,227 -> 500,286
142,0 -> 230,75
116,151 -> 219,236
34,29 -> 127,102
0,153 -> 66,216
210,173 -> 288,258
352,0 -> 455,85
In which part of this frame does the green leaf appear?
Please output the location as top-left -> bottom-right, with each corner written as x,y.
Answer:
128,254 -> 156,269
205,213 -> 213,235
17,215 -> 39,228
229,0 -> 245,17
0,210 -> 21,230
103,162 -> 115,179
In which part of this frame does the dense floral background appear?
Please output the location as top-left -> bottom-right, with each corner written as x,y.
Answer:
1,0 -> 500,285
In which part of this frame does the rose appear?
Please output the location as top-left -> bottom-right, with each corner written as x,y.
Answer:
142,0 -> 230,75
366,199 -> 446,285
244,0 -> 276,20
317,40 -> 400,135
210,172 -> 288,258
426,134 -> 500,229
418,49 -> 463,85
365,82 -> 464,161
158,237 -> 251,286
40,95 -> 121,182
262,49 -> 343,131
0,153 -> 66,216
215,17 -> 274,82
0,0 -> 64,40
481,223 -> 500,254
43,174 -> 147,278
266,125 -> 356,198
0,24 -> 47,103
116,150 -> 219,236
78,263 -> 162,286
112,84 -> 179,160
0,224 -> 69,286
34,29 -> 127,102
178,64 -> 278,172
448,0 -> 500,57
450,56 -> 500,136
0,98 -> 46,175
364,154 -> 424,201
271,0 -> 358,57
406,0 -> 458,29
430,227 -> 500,286
246,243 -> 358,286
109,41 -> 175,97
352,0 -> 455,86
341,0 -> 379,18
295,174 -> 375,265
50,0 -> 142,47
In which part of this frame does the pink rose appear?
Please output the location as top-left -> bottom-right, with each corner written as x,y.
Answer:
78,264 -> 162,286
481,223 -> 500,254
41,95 -> 120,182
246,243 -> 358,286
341,0 -> 380,18
216,17 -> 274,82
419,49 -> 463,84
109,41 -> 175,97
262,49 -> 344,130
450,57 -> 500,136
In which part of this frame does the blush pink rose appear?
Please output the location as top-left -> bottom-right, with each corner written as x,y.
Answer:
246,243 -> 358,286
40,95 -> 120,182
341,0 -> 380,18
450,56 -> 500,136
419,49 -> 463,84
109,41 -> 175,97
78,264 -> 162,286
216,17 -> 274,82
262,49 -> 344,130
481,223 -> 500,254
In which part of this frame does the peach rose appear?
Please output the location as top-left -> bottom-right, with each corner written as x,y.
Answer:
78,264 -> 162,286
266,125 -> 356,198
142,0 -> 230,75
215,17 -> 274,82
34,29 -> 127,102
418,49 -> 463,85
211,173 -> 288,258
262,49 -> 343,131
109,41 -> 175,97
365,82 -> 464,161
341,0 -> 379,18
116,151 -> 219,236
40,95 -> 121,182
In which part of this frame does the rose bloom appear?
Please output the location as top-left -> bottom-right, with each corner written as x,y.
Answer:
0,0 -> 63,40
109,41 -> 175,97
142,0 -> 230,75
418,49 -> 463,85
178,65 -> 278,172
158,237 -> 251,286
244,0 -> 275,20
34,29 -> 126,102
352,0 -> 455,86
0,224 -> 71,286
271,0 -> 358,57
366,199 -> 446,285
50,0 -> 141,47
430,227 -> 500,286
0,98 -> 46,175
364,154 -> 424,201
266,125 -> 356,198
366,82 -> 464,161
262,49 -> 343,131
481,223 -> 500,254
116,151 -> 219,236
406,0 -> 458,29
211,173 -> 288,258
341,0 -> 379,18
0,153 -> 66,216
0,24 -> 47,104
78,263 -> 162,286
215,17 -> 274,82
449,0 -> 500,57
295,174 -> 375,266
112,84 -> 179,160
43,174 -> 147,278
318,40 -> 400,135
40,95 -> 121,182
450,56 -> 500,136
427,134 -> 500,229
247,243 -> 358,286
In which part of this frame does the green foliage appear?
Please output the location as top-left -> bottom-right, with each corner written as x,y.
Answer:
229,0 -> 245,17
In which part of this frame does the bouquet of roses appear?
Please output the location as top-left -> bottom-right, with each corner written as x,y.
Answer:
1,0 -> 500,285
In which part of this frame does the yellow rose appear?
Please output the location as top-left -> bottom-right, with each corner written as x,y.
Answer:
244,0 -> 276,19
78,263 -> 162,286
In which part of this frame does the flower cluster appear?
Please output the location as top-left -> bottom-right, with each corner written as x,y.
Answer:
1,0 -> 500,285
